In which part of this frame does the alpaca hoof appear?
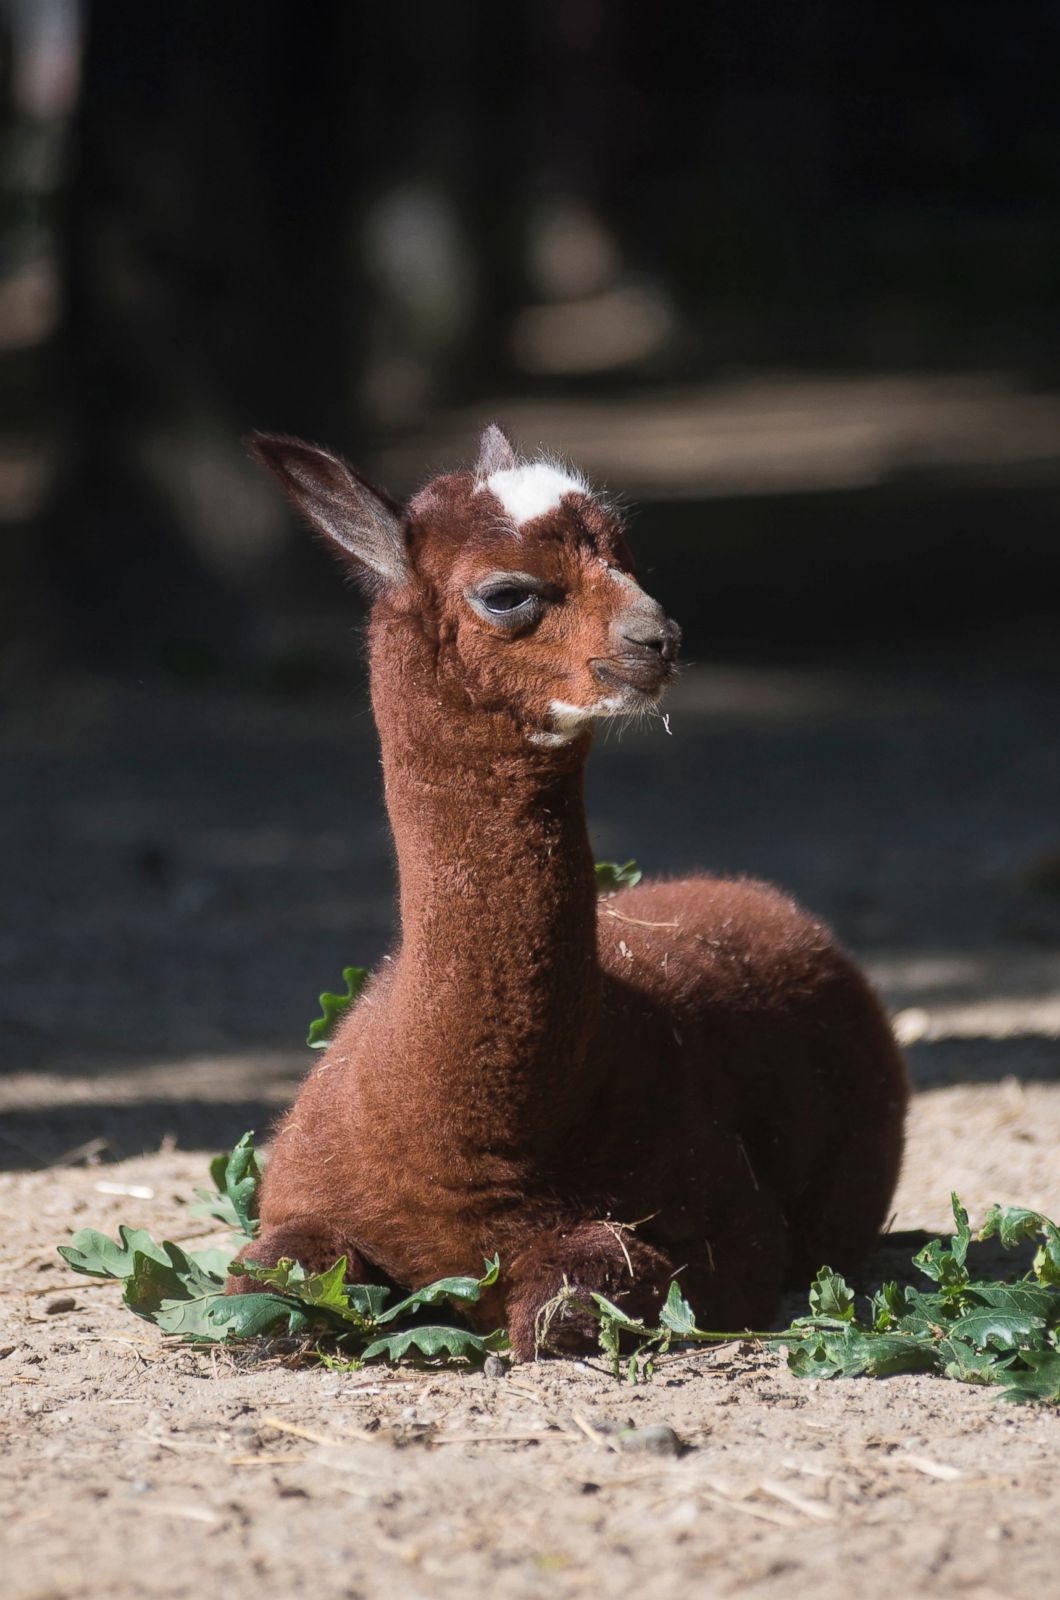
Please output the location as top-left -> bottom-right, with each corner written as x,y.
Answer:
504,1223 -> 673,1362
514,1274 -> 667,1362
530,1293 -> 608,1359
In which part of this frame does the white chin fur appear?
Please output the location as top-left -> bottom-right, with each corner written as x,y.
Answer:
527,691 -> 647,747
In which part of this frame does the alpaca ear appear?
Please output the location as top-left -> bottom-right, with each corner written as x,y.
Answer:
248,433 -> 408,587
477,422 -> 516,477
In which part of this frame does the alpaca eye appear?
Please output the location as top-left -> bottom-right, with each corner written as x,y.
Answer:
481,587 -> 537,614
466,576 -> 553,630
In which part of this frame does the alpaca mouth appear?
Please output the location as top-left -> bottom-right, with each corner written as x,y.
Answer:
533,676 -> 668,746
589,654 -> 676,696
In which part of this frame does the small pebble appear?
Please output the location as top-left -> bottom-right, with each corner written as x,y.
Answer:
617,1423 -> 683,1457
579,1412 -> 622,1435
483,1355 -> 508,1379
45,1296 -> 77,1315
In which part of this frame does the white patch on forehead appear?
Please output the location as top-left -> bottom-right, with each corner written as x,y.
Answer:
477,460 -> 589,527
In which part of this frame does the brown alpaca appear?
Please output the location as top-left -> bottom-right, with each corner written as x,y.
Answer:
229,423 -> 907,1359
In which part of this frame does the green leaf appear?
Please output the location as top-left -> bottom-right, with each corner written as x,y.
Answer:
871,1281 -> 910,1330
188,1246 -> 237,1278
961,1281 -> 1059,1320
913,1236 -> 969,1292
778,1325 -> 938,1380
978,1203 -> 1046,1249
120,1241 -> 310,1341
977,1205 -> 1060,1286
206,1294 -> 313,1340
361,1325 -> 508,1363
206,1152 -> 229,1192
995,1349 -> 1060,1404
376,1255 -> 501,1325
240,1255 -> 502,1333
578,1291 -> 667,1378
1037,1235 -> 1060,1286
1034,1231 -> 1060,1288
808,1266 -> 856,1322
316,1351 -> 365,1373
889,1286 -> 955,1337
190,1131 -> 262,1237
950,1193 -> 972,1268
659,1281 -> 700,1337
221,1132 -> 262,1237
594,860 -> 643,893
854,1334 -> 940,1379
122,1244 -> 227,1338
946,1308 -> 1048,1351
938,1338 -> 1016,1385
871,1282 -> 904,1329
587,1291 -> 654,1337
337,1283 -> 393,1319
188,1188 -> 243,1232
239,1256 -> 390,1328
307,966 -> 367,1049
58,1225 -> 173,1280
783,1332 -> 847,1378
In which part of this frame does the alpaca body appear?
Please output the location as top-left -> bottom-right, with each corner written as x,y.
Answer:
231,426 -> 907,1358
257,874 -> 903,1327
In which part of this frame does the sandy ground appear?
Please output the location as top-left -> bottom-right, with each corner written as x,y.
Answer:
2,1103 -> 1059,1600
1,653 -> 1058,1598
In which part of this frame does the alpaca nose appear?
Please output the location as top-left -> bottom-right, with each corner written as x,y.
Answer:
619,610 -> 682,664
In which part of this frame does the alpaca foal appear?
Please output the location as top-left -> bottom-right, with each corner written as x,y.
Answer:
229,422 -> 908,1359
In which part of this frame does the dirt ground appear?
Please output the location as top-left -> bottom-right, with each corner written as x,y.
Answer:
1,650 -> 1058,1599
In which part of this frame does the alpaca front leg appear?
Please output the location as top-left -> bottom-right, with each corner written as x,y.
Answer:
225,1222 -> 372,1295
504,1222 -> 675,1362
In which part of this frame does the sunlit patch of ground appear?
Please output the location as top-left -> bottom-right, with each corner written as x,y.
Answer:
2,1077 -> 1059,1600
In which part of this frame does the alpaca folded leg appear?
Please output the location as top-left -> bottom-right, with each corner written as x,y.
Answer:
504,1222 -> 676,1362
225,1222 -> 372,1295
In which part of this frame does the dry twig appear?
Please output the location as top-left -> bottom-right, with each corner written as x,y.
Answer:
603,909 -> 680,930
568,1408 -> 621,1452
262,1413 -> 376,1446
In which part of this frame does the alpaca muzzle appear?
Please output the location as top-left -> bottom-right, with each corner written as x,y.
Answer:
589,653 -> 676,694
591,604 -> 681,694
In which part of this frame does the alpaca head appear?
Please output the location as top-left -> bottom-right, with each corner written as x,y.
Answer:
251,423 -> 680,750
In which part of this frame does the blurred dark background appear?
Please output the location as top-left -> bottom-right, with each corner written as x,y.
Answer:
1,0 -> 1058,1165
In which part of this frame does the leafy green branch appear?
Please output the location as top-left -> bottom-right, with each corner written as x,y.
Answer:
57,1139 -> 1060,1402
58,1133 -> 506,1366
568,1193 -> 1060,1401
536,1278 -> 782,1384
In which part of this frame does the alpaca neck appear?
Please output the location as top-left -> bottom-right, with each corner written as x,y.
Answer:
374,698 -> 602,1157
